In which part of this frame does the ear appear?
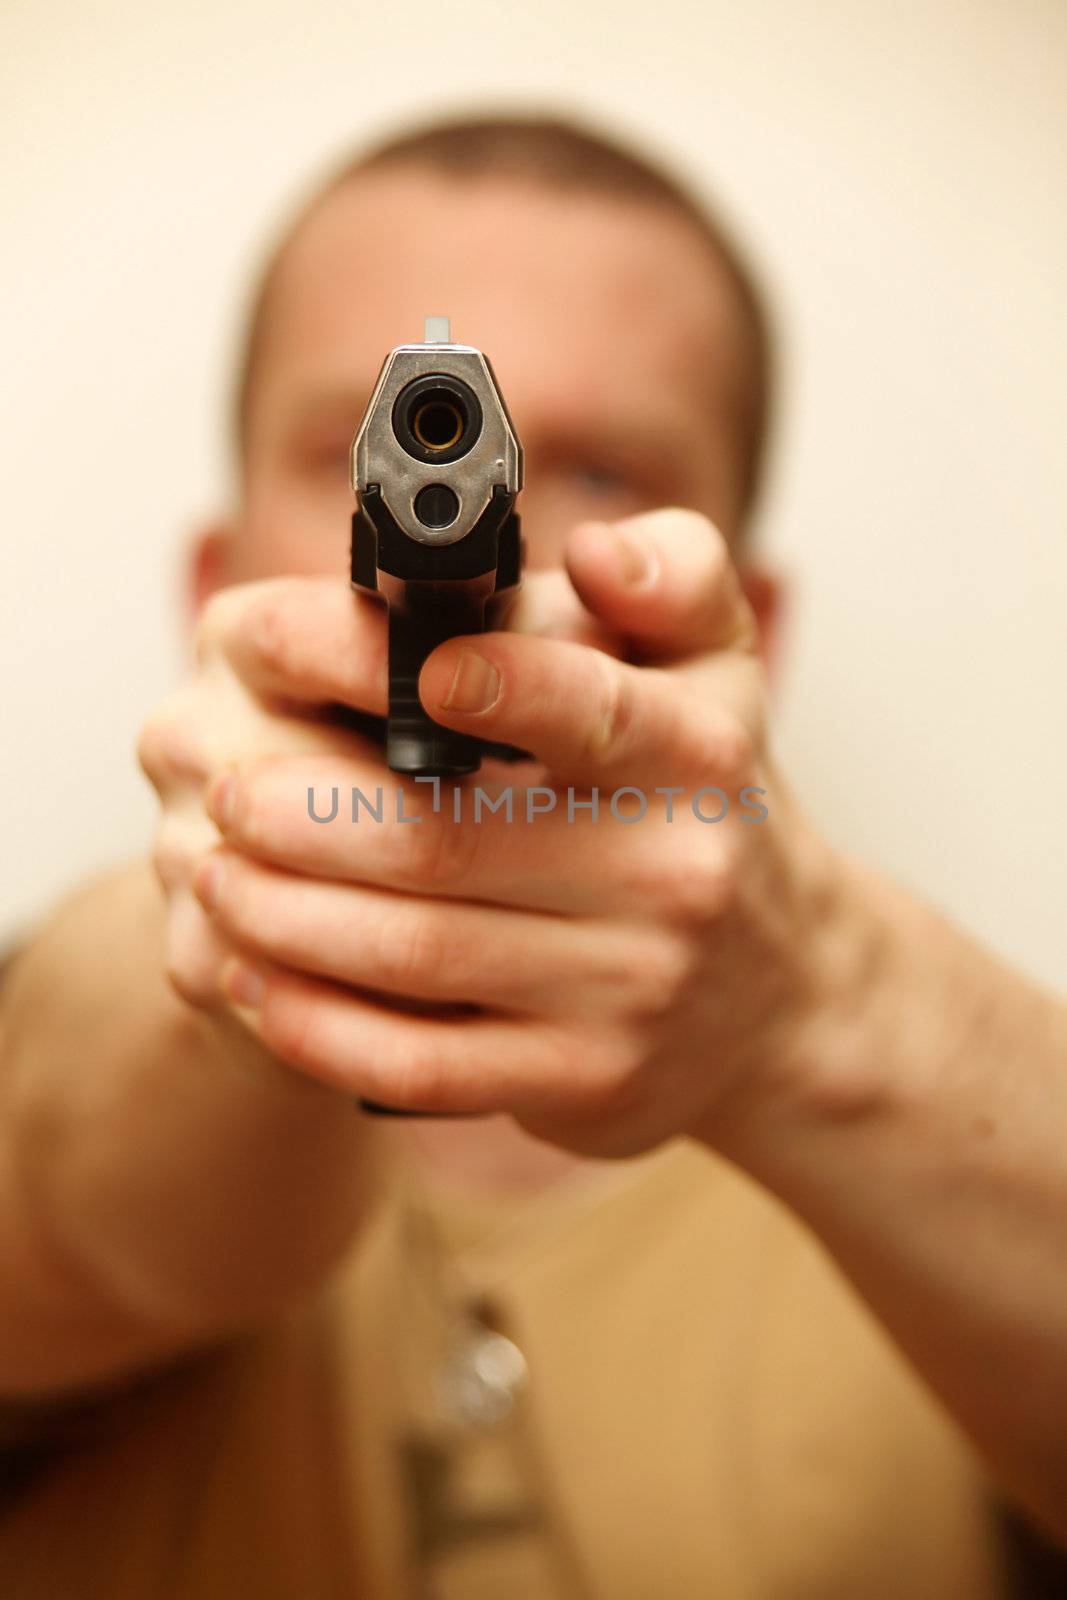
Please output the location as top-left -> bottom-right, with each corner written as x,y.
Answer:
184,519 -> 238,634
738,562 -> 788,689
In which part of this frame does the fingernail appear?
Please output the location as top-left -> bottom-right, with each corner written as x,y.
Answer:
612,527 -> 656,587
208,772 -> 237,831
222,958 -> 264,1012
441,650 -> 501,714
193,854 -> 225,912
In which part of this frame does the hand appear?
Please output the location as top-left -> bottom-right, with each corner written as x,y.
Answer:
136,576 -> 390,1013
186,511 -> 840,1156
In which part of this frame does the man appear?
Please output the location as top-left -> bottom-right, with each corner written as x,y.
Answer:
1,113 -> 1066,1597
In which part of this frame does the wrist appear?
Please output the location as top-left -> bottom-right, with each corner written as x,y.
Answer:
695,828 -> 911,1172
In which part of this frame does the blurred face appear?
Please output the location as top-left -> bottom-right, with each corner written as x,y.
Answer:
222,167 -> 758,585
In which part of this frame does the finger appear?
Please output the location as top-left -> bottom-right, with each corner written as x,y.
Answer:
193,849 -> 681,1018
194,576 -> 388,714
215,955 -> 596,1116
495,568 -> 627,656
419,633 -> 753,789
563,510 -> 757,663
205,753 -> 730,921
162,887 -> 235,1009
138,674 -> 379,797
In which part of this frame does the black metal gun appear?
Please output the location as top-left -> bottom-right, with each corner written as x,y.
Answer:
349,319 -> 524,1117
349,316 -> 524,778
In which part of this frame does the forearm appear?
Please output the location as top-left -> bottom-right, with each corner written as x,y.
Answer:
0,860 -> 379,1397
708,852 -> 1067,1545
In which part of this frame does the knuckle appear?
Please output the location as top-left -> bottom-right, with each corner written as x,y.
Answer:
194,589 -> 240,665
154,818 -> 193,889
137,693 -> 204,787
214,858 -> 256,936
386,810 -> 478,891
247,586 -> 302,680
136,715 -> 167,785
164,961 -> 197,1006
374,906 -> 449,993
227,762 -> 273,852
626,933 -> 699,1017
260,992 -> 323,1074
656,846 -> 735,927
589,1067 -> 645,1125
164,960 -> 210,1010
650,506 -> 726,557
163,898 -> 222,1008
569,1034 -> 645,1120
585,659 -> 637,765
650,509 -> 739,630
387,1046 -> 448,1112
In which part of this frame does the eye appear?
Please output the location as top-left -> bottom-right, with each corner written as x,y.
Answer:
570,462 -> 630,494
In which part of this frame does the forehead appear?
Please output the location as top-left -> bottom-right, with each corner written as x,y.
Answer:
252,168 -> 747,434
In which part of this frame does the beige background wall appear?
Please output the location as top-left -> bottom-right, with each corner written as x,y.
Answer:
2,0 -> 1064,993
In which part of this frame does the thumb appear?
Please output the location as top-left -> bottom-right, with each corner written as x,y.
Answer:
493,567 -> 627,658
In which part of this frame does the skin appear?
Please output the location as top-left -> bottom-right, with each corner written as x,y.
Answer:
184,168 -> 784,1186
2,166 -> 1067,1547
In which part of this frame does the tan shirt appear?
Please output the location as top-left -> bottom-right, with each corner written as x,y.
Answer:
0,1138 -> 1016,1597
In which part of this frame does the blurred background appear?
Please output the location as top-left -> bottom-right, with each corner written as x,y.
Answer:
2,0 -> 1064,992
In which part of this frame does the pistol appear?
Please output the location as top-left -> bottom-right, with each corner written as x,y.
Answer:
349,316 -> 524,778
349,318 -> 524,1118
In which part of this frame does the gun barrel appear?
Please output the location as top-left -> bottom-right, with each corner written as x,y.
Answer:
349,321 -> 524,777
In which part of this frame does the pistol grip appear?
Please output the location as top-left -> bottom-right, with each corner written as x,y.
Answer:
385,582 -> 490,777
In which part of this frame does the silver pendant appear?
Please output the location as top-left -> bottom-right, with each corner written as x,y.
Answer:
437,1320 -> 529,1432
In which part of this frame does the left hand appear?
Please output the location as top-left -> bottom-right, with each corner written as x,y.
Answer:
193,509 -> 838,1157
